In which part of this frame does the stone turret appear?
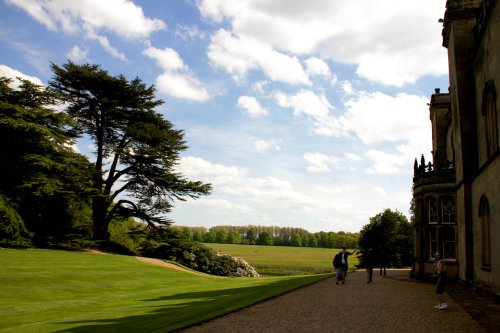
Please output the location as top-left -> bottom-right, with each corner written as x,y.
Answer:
442,0 -> 482,183
429,88 -> 451,170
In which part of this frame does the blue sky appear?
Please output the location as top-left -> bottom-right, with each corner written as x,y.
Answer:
0,0 -> 450,232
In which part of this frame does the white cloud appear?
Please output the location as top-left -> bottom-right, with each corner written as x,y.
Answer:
274,88 -> 431,174
0,64 -> 44,86
365,143 -> 424,175
144,46 -> 210,102
304,152 -> 338,173
198,0 -> 447,86
275,89 -> 332,119
190,198 -> 253,214
144,47 -> 187,71
176,156 -> 248,182
85,30 -> 126,60
345,152 -> 362,162
330,74 -> 338,86
342,92 -> 431,149
304,57 -> 331,78
366,149 -> 403,175
175,24 -> 205,40
275,89 -> 346,137
237,95 -> 268,117
297,91 -> 432,154
7,0 -> 165,59
253,80 -> 270,94
67,45 -> 88,62
207,29 -> 310,84
254,139 -> 281,153
177,156 -> 316,211
342,81 -> 354,95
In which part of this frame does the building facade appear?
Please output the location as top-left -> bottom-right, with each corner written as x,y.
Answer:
413,0 -> 499,295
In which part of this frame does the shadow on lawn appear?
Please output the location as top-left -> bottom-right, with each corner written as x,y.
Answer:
56,275 -> 330,333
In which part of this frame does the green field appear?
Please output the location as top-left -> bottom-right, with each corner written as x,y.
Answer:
204,243 -> 359,275
0,248 -> 331,332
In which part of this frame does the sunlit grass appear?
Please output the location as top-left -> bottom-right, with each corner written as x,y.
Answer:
0,248 -> 331,332
204,243 -> 359,275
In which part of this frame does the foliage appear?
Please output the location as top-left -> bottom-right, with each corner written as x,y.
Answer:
108,217 -> 145,253
141,238 -> 254,277
0,195 -> 32,248
358,208 -> 413,268
257,231 -> 274,245
226,231 -> 241,244
0,248 -> 330,332
177,225 -> 359,249
0,77 -> 94,245
49,62 -> 211,240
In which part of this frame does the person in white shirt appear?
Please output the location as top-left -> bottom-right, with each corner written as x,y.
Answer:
434,251 -> 448,310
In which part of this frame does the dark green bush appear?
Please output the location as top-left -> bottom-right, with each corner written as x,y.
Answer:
0,195 -> 32,248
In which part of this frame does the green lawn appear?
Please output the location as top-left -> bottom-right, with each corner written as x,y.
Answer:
204,243 -> 359,275
0,248 -> 331,332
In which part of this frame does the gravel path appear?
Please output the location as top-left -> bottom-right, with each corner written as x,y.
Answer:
179,269 -> 485,333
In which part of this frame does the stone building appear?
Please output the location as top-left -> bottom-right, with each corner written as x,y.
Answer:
412,0 -> 499,295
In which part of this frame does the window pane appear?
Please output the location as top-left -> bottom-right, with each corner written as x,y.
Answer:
442,197 -> 456,224
429,198 -> 437,223
440,227 -> 456,260
430,227 -> 437,259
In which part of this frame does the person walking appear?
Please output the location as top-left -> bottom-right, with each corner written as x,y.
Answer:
379,250 -> 387,277
364,248 -> 375,283
333,251 -> 343,284
434,251 -> 447,310
336,246 -> 354,284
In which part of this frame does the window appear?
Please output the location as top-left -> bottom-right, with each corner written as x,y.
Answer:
482,81 -> 498,157
428,226 -> 456,260
428,197 -> 438,223
440,227 -> 456,260
442,196 -> 456,224
429,227 -> 438,260
479,196 -> 491,268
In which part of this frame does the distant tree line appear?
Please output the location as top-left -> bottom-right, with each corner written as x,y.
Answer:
171,225 -> 359,249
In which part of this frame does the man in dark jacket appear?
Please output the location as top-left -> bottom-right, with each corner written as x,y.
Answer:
333,251 -> 343,284
334,247 -> 354,284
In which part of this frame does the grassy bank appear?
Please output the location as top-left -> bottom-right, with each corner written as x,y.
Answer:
0,248 -> 331,332
204,243 -> 359,275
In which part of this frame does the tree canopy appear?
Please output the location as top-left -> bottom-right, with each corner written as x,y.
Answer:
0,77 -> 93,244
358,209 -> 413,268
49,62 -> 212,240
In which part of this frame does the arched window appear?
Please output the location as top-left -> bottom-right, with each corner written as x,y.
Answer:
428,197 -> 437,224
482,81 -> 498,158
479,196 -> 491,268
441,196 -> 456,224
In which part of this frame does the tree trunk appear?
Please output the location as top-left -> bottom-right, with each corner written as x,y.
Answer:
92,196 -> 109,240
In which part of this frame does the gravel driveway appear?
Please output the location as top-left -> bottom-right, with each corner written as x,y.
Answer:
179,269 -> 485,333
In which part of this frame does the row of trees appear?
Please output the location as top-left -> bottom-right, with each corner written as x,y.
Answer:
171,225 -> 360,248
0,62 -> 211,247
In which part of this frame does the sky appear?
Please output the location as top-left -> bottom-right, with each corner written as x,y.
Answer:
0,0 -> 450,233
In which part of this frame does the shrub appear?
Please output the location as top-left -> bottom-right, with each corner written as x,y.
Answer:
140,239 -> 258,277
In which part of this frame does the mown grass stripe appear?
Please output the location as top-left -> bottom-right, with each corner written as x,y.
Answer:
0,248 -> 331,332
